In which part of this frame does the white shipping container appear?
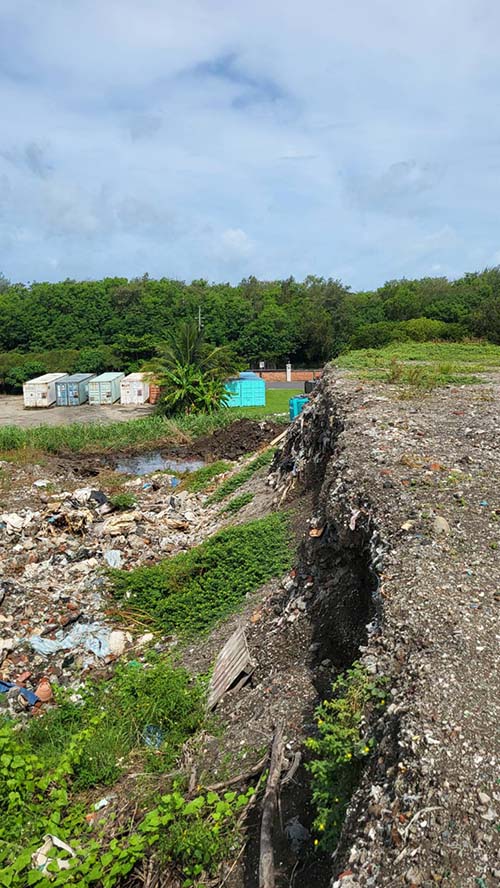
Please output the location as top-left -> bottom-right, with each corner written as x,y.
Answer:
23,373 -> 69,408
120,373 -> 150,405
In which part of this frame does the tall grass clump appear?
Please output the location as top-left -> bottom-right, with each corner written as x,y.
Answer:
110,513 -> 292,636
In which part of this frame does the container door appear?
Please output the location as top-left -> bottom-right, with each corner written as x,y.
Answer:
101,383 -> 112,404
69,384 -> 79,406
24,386 -> 36,407
89,384 -> 99,405
57,384 -> 68,406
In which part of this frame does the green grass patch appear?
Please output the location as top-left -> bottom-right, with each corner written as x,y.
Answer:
182,460 -> 232,493
220,492 -> 255,515
336,340 -> 500,389
0,389 -> 296,457
307,663 -> 387,850
110,513 -> 292,636
206,448 -> 275,505
238,387 -> 301,416
20,655 -> 204,787
0,655 -> 206,885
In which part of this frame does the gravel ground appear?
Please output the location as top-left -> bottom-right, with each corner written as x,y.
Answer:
304,369 -> 500,888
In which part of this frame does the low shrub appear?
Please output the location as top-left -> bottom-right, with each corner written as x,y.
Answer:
109,492 -> 137,510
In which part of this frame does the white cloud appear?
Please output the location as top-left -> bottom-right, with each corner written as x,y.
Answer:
0,1 -> 499,286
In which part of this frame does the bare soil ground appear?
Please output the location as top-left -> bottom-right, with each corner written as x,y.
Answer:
0,395 -> 153,427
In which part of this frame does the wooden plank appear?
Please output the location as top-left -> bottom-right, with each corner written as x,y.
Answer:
207,627 -> 253,710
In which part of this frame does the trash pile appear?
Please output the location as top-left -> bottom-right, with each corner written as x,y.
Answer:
0,469 -> 228,715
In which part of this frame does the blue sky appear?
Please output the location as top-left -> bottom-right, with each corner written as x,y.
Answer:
1,0 -> 499,289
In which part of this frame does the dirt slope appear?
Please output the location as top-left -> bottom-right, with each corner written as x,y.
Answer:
286,367 -> 499,888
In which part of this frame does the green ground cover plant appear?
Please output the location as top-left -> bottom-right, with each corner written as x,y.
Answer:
219,491 -> 255,515
206,448 -> 276,504
307,663 -> 387,850
21,656 -> 204,785
110,513 -> 292,636
0,714 -> 255,888
182,460 -> 232,493
0,655 -> 210,886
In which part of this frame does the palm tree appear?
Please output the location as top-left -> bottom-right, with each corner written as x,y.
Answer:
144,319 -> 241,415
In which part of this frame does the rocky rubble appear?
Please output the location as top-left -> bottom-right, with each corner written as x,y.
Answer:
270,367 -> 499,887
0,465 -> 231,714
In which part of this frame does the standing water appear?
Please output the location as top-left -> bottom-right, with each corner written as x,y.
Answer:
115,452 -> 205,476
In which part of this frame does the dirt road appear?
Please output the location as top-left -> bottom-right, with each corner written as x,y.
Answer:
0,395 -> 154,427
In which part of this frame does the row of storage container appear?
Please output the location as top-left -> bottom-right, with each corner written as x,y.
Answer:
23,371 -> 269,409
22,373 -> 151,408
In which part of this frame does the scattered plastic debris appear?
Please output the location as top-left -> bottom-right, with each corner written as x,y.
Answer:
31,834 -> 77,876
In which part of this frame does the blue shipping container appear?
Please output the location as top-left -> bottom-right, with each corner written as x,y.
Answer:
289,395 -> 309,420
225,374 -> 266,407
56,373 -> 95,406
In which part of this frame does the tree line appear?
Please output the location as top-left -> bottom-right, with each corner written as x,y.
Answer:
0,268 -> 499,391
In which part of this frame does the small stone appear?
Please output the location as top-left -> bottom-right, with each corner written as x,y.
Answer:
481,807 -> 496,822
433,516 -> 450,535
405,867 -> 422,885
477,791 -> 491,806
309,642 -> 321,653
108,630 -> 128,656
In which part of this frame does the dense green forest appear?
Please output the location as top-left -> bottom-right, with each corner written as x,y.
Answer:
0,268 -> 499,390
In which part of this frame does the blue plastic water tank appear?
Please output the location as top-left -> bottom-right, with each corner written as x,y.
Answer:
289,395 -> 309,420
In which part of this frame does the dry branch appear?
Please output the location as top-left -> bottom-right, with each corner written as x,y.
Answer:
258,722 -> 284,888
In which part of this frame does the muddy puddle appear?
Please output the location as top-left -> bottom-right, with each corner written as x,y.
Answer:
115,452 -> 206,476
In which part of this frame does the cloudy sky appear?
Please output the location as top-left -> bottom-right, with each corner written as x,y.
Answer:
1,0 -> 499,289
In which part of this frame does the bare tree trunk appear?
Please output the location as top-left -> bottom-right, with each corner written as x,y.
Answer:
259,722 -> 284,888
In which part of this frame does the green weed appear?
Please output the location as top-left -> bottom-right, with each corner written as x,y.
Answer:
110,513 -> 292,636
22,656 -> 204,788
109,491 -> 137,510
220,492 -> 255,515
182,460 -> 232,493
0,714 -> 255,887
336,340 -> 500,389
307,663 -> 387,850
206,448 -> 275,504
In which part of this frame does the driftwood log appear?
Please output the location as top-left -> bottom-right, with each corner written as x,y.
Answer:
258,723 -> 284,888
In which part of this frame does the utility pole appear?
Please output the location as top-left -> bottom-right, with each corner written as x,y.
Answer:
198,305 -> 203,332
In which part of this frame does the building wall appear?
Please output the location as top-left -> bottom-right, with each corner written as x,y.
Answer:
256,369 -> 322,383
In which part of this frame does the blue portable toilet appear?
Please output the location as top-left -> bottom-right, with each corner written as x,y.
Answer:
225,372 -> 266,407
289,395 -> 309,420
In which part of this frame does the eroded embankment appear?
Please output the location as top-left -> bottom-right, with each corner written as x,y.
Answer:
273,365 -> 499,888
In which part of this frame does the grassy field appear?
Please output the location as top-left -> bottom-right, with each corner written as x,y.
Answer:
335,341 -> 500,389
0,388 -> 301,456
